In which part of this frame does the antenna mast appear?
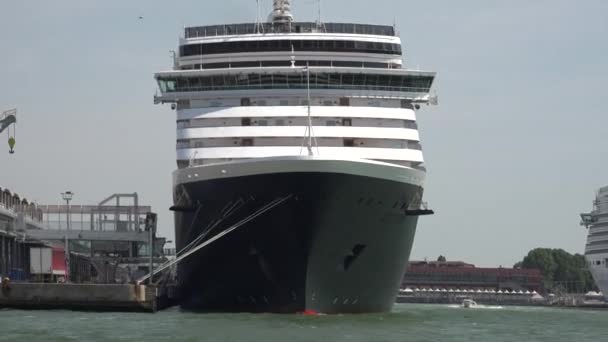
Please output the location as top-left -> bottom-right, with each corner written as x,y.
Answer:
255,0 -> 264,33
316,0 -> 326,32
269,0 -> 294,23
317,0 -> 322,25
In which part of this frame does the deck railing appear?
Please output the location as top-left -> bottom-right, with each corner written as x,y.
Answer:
185,22 -> 396,39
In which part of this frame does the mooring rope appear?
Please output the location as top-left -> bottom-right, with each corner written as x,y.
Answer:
137,194 -> 292,285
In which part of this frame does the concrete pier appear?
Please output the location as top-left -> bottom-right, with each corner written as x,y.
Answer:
0,283 -> 171,312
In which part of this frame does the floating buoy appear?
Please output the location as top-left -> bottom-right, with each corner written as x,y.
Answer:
8,136 -> 15,154
302,309 -> 319,316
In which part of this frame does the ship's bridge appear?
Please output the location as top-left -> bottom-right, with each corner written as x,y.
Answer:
155,67 -> 434,102
184,22 -> 397,39
177,22 -> 404,71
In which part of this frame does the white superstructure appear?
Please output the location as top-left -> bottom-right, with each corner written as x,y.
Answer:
581,186 -> 608,299
154,4 -> 436,171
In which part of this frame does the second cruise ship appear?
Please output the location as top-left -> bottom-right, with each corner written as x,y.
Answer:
581,186 -> 608,300
154,0 -> 437,313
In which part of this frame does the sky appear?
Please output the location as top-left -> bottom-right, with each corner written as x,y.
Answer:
1,0 -> 607,267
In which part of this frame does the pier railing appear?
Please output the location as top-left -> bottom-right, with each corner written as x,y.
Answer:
38,204 -> 152,232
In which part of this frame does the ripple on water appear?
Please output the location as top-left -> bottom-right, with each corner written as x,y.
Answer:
0,304 -> 606,342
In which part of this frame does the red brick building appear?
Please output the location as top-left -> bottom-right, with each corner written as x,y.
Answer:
402,261 -> 543,292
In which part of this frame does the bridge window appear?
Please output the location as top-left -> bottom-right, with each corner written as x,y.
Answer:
180,39 -> 402,57
158,73 -> 433,94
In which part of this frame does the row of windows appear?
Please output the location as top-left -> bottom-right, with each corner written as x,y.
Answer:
177,137 -> 422,150
589,231 -> 608,238
586,239 -> 608,246
185,22 -> 396,39
586,248 -> 608,255
175,97 -> 415,110
181,60 -> 396,70
180,39 -> 402,57
177,117 -> 417,130
589,258 -> 608,268
404,274 -> 537,283
158,73 -> 434,94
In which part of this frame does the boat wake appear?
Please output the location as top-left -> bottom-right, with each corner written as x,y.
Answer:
447,304 -> 504,310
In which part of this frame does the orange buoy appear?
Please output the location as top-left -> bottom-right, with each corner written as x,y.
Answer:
302,309 -> 319,316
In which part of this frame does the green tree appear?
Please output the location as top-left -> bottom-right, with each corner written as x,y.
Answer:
518,248 -> 596,293
522,248 -> 557,279
437,255 -> 446,262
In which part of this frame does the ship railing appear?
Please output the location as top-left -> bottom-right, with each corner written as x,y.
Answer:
586,226 -> 608,234
160,83 -> 431,95
185,22 -> 395,39
586,235 -> 608,244
584,244 -> 608,252
41,220 -> 146,232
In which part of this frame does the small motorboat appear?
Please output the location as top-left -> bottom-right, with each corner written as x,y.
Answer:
461,298 -> 477,308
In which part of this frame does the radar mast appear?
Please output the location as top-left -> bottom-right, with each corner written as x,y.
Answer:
268,0 -> 294,23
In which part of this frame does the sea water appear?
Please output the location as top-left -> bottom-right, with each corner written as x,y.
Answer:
0,303 -> 604,341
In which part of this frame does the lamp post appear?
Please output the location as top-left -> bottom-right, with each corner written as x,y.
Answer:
61,191 -> 74,282
61,191 -> 73,231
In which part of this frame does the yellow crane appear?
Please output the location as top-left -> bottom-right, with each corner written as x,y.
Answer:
0,109 -> 17,154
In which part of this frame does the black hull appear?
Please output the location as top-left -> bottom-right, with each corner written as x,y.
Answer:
173,164 -> 423,313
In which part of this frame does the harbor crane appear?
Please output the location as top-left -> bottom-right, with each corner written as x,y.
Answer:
0,109 -> 17,153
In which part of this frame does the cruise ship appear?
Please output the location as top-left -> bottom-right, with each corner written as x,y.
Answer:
154,0 -> 437,313
581,186 -> 608,300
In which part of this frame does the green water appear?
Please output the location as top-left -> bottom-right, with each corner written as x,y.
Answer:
0,304 -> 604,341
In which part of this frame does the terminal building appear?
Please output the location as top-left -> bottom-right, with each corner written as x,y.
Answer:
1,187 -> 168,283
1,186 -> 47,280
402,260 -> 543,293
